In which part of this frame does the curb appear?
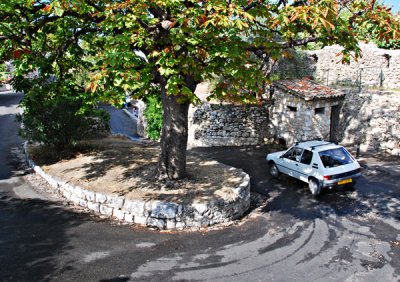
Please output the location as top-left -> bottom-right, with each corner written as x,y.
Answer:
23,142 -> 251,230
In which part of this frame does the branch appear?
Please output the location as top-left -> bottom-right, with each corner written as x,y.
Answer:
279,36 -> 319,48
248,36 -> 319,54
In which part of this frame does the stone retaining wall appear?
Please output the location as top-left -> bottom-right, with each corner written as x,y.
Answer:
188,103 -> 269,147
276,43 -> 400,89
339,89 -> 400,156
24,142 -> 251,230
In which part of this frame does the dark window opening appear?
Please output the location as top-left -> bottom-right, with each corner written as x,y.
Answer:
315,107 -> 325,114
287,106 -> 297,112
383,54 -> 391,68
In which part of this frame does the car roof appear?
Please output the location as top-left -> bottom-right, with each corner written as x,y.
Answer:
294,140 -> 341,152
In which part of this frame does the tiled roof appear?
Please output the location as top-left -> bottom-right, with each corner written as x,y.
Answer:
273,78 -> 345,101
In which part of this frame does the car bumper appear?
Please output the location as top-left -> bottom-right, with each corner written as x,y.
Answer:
321,173 -> 362,189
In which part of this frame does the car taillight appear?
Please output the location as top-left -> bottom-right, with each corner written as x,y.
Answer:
323,175 -> 331,180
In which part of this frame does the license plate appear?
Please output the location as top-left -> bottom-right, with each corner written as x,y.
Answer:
338,178 -> 352,185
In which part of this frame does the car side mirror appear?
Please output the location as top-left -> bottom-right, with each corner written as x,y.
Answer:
279,155 -> 283,159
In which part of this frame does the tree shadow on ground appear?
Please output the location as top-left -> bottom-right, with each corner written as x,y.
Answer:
45,138 -> 239,205
0,192 -> 89,281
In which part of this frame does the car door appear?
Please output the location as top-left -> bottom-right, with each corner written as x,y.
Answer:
296,149 -> 315,182
280,146 -> 303,179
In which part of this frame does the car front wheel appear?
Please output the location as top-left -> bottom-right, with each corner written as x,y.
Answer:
308,178 -> 321,196
269,163 -> 280,178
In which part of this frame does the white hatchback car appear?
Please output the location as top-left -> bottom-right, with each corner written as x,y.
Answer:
266,141 -> 362,195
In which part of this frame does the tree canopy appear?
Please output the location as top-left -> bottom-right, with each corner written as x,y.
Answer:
1,0 -> 399,179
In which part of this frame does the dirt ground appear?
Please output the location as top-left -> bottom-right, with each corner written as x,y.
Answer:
28,136 -> 245,205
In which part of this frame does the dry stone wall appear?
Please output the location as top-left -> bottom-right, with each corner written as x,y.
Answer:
276,43 -> 400,89
24,142 -> 251,230
188,103 -> 269,147
339,89 -> 400,156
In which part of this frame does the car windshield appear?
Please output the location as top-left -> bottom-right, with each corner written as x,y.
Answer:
318,147 -> 354,168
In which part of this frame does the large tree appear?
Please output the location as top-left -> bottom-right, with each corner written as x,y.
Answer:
1,0 -> 399,180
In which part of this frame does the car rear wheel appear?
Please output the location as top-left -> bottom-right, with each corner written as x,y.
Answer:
269,163 -> 280,178
308,178 -> 321,196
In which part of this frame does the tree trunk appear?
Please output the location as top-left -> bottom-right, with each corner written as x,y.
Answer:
157,80 -> 190,180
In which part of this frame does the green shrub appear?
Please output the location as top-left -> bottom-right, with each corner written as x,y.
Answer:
10,75 -> 35,92
143,95 -> 162,141
17,84 -> 109,149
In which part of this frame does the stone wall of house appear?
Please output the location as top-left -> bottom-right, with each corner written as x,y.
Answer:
339,89 -> 400,156
268,89 -> 343,146
276,43 -> 400,89
188,103 -> 269,147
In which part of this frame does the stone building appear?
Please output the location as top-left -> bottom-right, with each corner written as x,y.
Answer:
269,78 -> 345,146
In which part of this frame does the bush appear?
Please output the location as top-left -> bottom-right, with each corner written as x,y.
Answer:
10,75 -> 35,92
143,95 -> 162,141
17,85 -> 109,149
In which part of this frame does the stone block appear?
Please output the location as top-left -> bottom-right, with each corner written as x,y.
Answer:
96,193 -> 107,204
124,213 -> 134,223
71,186 -> 85,199
166,220 -> 176,230
100,205 -> 113,216
87,202 -> 100,213
113,209 -> 125,221
134,216 -> 148,225
147,218 -> 165,229
150,202 -> 178,219
176,222 -> 186,229
83,190 -> 96,202
123,200 -> 145,215
192,202 -> 208,215
78,198 -> 88,208
106,195 -> 125,209
63,183 -> 75,194
69,194 -> 81,205
62,190 -> 71,200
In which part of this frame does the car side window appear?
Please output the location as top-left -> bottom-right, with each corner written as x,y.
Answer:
294,147 -> 303,162
283,147 -> 303,162
282,147 -> 295,159
300,150 -> 313,165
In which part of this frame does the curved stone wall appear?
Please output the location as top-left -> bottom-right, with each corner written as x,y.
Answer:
24,143 -> 250,230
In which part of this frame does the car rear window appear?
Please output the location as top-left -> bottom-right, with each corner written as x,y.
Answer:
318,147 -> 354,168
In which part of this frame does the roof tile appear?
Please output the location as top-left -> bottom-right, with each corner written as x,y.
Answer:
273,78 -> 345,100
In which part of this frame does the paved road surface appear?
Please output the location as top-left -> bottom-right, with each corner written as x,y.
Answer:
0,92 -> 399,281
105,104 -> 139,139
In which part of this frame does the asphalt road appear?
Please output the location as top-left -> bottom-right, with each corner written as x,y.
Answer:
0,92 -> 399,281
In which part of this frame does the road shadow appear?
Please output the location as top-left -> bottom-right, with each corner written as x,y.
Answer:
191,145 -> 400,223
0,113 -> 23,180
0,192 -> 90,281
0,92 -> 23,110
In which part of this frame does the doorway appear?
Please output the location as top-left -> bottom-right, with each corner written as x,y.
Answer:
330,105 -> 340,143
